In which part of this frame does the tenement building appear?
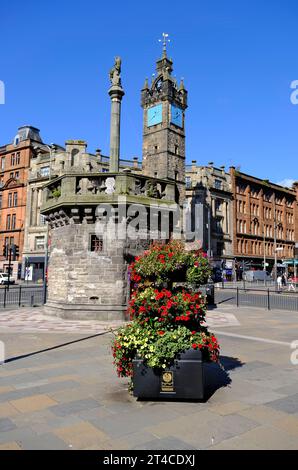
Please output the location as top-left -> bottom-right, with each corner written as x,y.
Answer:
0,126 -> 44,279
185,162 -> 233,269
230,167 -> 298,274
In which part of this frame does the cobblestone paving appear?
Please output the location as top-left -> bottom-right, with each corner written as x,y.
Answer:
0,305 -> 298,450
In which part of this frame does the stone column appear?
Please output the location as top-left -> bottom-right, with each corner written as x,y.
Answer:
108,84 -> 124,173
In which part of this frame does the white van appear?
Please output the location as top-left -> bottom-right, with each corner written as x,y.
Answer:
0,273 -> 15,285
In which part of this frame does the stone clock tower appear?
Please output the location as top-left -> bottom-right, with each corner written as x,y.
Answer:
141,44 -> 187,204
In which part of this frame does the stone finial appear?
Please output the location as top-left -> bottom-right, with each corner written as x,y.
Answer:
179,79 -> 185,91
143,78 -> 149,89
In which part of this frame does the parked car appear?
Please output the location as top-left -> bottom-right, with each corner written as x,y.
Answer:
242,270 -> 271,282
0,273 -> 15,285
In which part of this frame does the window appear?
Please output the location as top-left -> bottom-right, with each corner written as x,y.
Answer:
10,172 -> 14,179
214,179 -> 222,190
40,214 -> 46,225
13,192 -> 17,207
15,171 -> 19,179
16,152 -> 20,165
11,214 -> 16,230
215,217 -> 222,233
0,194 -> 2,209
185,176 -> 191,189
35,236 -> 45,250
11,153 -> 15,166
4,237 -> 9,247
6,215 -> 11,230
1,157 -> 5,171
215,199 -> 222,211
90,234 -> 103,252
40,166 -> 50,177
9,237 -> 14,246
8,193 -> 12,207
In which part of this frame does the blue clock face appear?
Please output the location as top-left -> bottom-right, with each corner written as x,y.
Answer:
171,105 -> 183,128
147,104 -> 163,127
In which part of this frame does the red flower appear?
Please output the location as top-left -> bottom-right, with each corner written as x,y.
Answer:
158,331 -> 165,335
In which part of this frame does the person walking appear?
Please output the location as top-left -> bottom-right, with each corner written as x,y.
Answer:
288,277 -> 296,292
277,274 -> 282,291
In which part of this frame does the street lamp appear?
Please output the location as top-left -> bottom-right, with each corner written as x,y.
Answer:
41,144 -> 54,304
33,143 -> 54,304
273,221 -> 283,282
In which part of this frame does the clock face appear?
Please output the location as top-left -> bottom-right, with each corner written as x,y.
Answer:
147,104 -> 163,127
171,104 -> 183,128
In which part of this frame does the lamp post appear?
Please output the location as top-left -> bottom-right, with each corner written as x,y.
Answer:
273,220 -> 283,283
34,144 -> 53,303
42,144 -> 54,304
207,201 -> 212,258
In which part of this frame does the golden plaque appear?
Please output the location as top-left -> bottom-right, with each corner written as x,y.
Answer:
161,371 -> 174,392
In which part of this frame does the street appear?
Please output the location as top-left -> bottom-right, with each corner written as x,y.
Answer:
216,288 -> 298,312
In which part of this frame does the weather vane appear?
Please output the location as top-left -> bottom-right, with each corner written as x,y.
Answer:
158,32 -> 170,54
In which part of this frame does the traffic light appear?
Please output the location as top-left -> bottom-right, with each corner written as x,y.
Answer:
2,244 -> 8,259
11,244 -> 19,261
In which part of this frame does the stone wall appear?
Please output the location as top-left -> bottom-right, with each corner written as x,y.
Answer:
45,221 -> 128,320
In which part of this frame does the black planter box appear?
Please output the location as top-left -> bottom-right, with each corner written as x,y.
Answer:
132,348 -> 204,400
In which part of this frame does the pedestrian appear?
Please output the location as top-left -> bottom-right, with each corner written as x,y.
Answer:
277,275 -> 282,290
282,274 -> 286,287
288,277 -> 296,292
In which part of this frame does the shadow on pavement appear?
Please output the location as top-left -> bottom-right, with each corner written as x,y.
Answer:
203,355 -> 244,401
3,331 -> 109,364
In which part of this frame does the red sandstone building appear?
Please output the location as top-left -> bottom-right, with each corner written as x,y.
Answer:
230,167 -> 298,276
0,126 -> 43,278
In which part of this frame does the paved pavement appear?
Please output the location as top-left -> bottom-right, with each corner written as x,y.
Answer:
0,305 -> 298,449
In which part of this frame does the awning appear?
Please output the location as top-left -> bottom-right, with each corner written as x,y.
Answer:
282,259 -> 298,266
25,256 -> 45,264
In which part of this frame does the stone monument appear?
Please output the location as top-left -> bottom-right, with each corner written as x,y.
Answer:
41,52 -> 186,320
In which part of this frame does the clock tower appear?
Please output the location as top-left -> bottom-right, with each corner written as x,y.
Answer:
141,42 -> 187,204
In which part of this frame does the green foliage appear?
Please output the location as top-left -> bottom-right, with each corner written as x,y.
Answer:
51,187 -> 61,198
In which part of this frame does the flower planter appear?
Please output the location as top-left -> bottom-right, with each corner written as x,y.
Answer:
132,348 -> 204,400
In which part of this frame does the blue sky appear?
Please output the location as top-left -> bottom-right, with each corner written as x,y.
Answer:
0,0 -> 298,185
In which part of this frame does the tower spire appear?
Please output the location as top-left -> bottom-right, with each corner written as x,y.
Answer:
158,32 -> 170,57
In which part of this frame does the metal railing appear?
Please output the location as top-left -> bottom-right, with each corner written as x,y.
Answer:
215,286 -> 298,311
0,285 -> 44,309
